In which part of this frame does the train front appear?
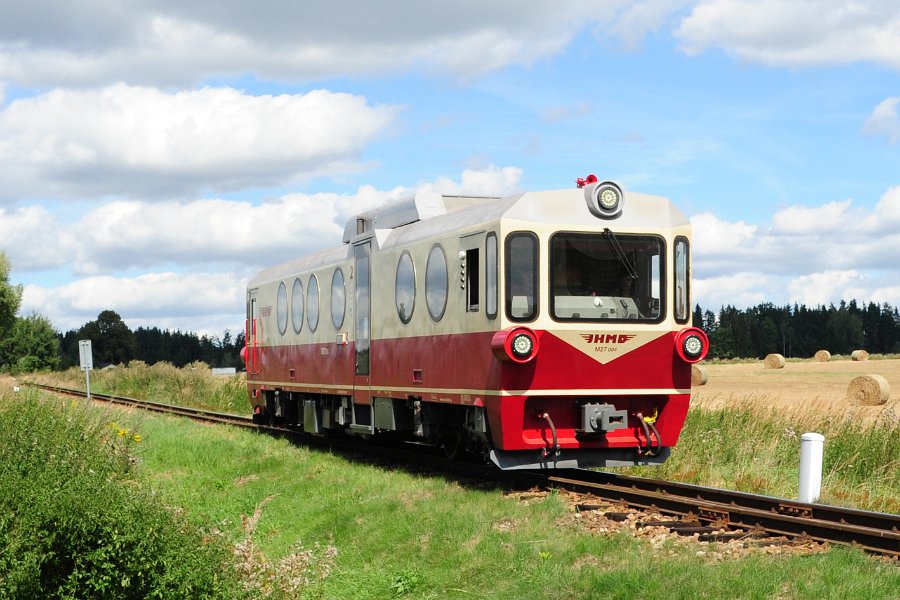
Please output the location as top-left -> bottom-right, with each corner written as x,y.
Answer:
487,177 -> 707,469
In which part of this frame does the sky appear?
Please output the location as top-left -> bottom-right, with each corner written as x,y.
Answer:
1,0 -> 899,337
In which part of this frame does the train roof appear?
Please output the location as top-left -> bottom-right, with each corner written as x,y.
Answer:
342,192 -> 502,243
249,185 -> 688,287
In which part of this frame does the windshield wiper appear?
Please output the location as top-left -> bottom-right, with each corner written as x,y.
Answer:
603,228 -> 638,281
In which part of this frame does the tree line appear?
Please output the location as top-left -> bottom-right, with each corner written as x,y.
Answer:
56,310 -> 245,370
694,300 -> 900,359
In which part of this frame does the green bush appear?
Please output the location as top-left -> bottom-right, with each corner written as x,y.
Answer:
0,390 -> 241,598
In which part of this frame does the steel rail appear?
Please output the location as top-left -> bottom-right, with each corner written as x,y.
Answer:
27,382 -> 900,557
28,383 -> 258,429
514,469 -> 900,557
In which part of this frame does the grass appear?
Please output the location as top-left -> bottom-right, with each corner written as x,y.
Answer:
124,410 -> 898,599
16,365 -> 900,597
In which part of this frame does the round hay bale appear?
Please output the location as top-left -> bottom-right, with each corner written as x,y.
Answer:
691,364 -> 709,386
763,353 -> 785,369
850,349 -> 869,361
814,350 -> 831,362
847,374 -> 890,405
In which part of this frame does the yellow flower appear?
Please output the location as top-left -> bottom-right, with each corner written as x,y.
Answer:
132,434 -> 142,443
118,428 -> 128,438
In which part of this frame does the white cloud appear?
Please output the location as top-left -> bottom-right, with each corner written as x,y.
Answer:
691,186 -> 900,309
0,205 -> 74,270
785,270 -> 868,307
693,271 -> 775,308
690,211 -> 757,254
677,0 -> 900,70
15,165 -> 524,332
0,2 -> 631,86
692,185 -> 900,283
417,165 -> 523,197
22,271 -> 247,334
603,0 -> 694,49
4,1 -> 900,90
0,84 -> 397,201
3,164 -> 524,276
863,97 -> 900,143
770,198 -> 853,235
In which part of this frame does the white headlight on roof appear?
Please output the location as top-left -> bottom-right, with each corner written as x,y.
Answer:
584,181 -> 624,219
599,186 -> 619,209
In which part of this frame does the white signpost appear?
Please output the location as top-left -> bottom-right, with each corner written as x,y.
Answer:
78,340 -> 93,401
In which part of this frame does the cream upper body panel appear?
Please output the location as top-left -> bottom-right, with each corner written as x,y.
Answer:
247,185 -> 693,347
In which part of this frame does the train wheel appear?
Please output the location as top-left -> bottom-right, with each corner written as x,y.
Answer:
439,428 -> 462,460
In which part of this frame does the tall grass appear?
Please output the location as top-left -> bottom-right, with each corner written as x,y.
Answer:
628,400 -> 900,513
34,361 -> 248,413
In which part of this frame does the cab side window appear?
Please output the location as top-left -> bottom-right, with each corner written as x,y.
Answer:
505,232 -> 538,322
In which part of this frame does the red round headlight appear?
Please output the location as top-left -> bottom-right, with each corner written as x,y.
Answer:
491,327 -> 539,364
675,327 -> 708,363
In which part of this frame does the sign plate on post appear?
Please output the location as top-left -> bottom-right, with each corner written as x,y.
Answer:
79,339 -> 93,401
78,340 -> 93,371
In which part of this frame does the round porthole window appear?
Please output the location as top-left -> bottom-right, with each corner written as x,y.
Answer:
395,252 -> 416,323
276,281 -> 288,335
307,274 -> 319,332
331,268 -> 345,329
291,278 -> 304,333
425,245 -> 448,321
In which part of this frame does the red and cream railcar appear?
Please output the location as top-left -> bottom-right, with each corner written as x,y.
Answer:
245,176 -> 708,469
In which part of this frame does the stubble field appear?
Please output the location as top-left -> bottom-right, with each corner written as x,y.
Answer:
691,357 -> 900,426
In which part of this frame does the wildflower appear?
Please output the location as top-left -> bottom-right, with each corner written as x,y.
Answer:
133,434 -> 142,443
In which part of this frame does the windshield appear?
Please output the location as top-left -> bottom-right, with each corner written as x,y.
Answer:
550,232 -> 663,322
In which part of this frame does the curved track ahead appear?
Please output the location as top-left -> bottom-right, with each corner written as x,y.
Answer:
28,382 -> 900,558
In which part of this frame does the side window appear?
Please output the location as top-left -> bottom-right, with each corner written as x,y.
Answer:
485,233 -> 498,319
331,268 -> 345,329
674,236 -> 690,323
505,232 -> 538,322
425,244 -> 448,321
307,274 -> 320,332
276,281 -> 288,335
395,251 -> 416,323
465,248 -> 479,312
291,278 -> 304,333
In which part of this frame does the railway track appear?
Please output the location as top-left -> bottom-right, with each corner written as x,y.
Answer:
28,382 -> 900,559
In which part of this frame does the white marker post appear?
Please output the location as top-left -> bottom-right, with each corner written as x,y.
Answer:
78,340 -> 93,401
799,432 -> 825,503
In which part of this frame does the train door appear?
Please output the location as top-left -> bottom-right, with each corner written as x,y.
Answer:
459,232 -> 485,315
352,241 -> 371,406
246,289 -> 260,375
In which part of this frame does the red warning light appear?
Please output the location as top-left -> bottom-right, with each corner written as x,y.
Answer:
576,174 -> 598,188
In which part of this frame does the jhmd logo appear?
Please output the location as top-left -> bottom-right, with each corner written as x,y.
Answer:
580,333 -> 636,345
551,330 -> 667,365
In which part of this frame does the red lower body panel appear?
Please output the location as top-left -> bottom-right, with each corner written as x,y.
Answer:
248,328 -> 692,455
